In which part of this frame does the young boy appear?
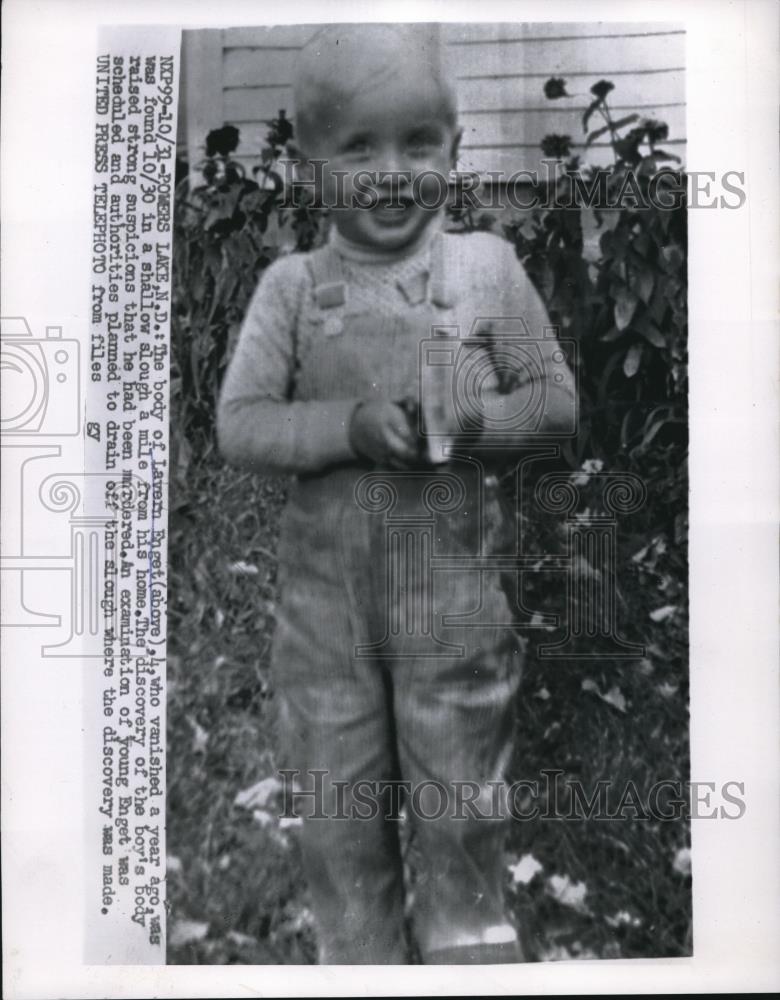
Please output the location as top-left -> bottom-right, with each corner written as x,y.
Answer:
218,23 -> 576,965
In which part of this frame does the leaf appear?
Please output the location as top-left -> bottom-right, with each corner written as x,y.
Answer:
635,267 -> 655,304
595,350 -> 624,405
187,715 -> 209,753
661,244 -> 685,273
586,114 -> 639,147
613,128 -> 645,166
649,284 -> 669,323
252,808 -> 274,827
227,930 -> 258,948
623,342 -> 643,377
585,123 -> 612,147
285,907 -> 315,934
637,320 -> 666,349
546,873 -> 589,912
169,919 -> 209,948
234,775 -> 282,810
650,604 -> 677,622
605,910 -> 642,928
610,113 -> 639,131
602,685 -> 627,713
619,409 -> 636,449
638,154 -> 660,177
650,148 -> 682,162
582,678 -> 626,713
635,418 -> 670,454
278,816 -> 303,830
228,560 -> 259,576
614,287 -> 639,330
633,231 -> 652,258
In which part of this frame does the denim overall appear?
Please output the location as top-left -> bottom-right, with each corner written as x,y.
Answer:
272,233 -> 525,964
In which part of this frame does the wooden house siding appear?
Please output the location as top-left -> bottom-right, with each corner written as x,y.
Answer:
183,22 -> 685,180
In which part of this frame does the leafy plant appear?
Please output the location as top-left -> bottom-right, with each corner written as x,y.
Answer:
478,79 -> 689,959
503,78 -> 688,467
171,114 -> 320,460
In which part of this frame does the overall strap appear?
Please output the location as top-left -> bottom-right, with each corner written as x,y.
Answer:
305,243 -> 349,310
305,227 -> 458,311
428,230 -> 458,309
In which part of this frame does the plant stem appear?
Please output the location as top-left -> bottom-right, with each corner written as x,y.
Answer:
598,104 -> 619,166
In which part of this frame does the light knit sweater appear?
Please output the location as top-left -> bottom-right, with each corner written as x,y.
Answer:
218,215 -> 575,476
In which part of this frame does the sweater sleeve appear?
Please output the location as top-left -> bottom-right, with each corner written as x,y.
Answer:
216,254 -> 361,475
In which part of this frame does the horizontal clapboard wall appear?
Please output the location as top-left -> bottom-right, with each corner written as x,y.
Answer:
182,22 -> 685,181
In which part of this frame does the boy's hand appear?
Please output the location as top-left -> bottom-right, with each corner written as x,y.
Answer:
349,400 -> 423,468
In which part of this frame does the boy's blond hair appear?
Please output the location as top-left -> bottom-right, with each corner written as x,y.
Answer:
293,23 -> 458,152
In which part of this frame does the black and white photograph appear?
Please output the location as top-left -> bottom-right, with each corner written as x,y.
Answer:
167,19 -> 692,966
1,1 -> 778,996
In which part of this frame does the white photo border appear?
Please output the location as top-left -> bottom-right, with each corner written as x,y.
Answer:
2,0 -> 778,996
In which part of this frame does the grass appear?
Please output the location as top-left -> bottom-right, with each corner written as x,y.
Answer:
166,437 -> 691,965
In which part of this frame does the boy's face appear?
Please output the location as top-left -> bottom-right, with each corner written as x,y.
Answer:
305,82 -> 460,252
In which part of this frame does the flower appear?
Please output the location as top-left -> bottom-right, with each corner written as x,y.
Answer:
672,846 -> 691,876
205,124 -> 241,157
572,457 -> 604,485
267,110 -> 294,148
544,77 -> 569,100
509,853 -> 544,885
540,133 -> 573,159
590,79 -> 615,100
643,118 -> 669,144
